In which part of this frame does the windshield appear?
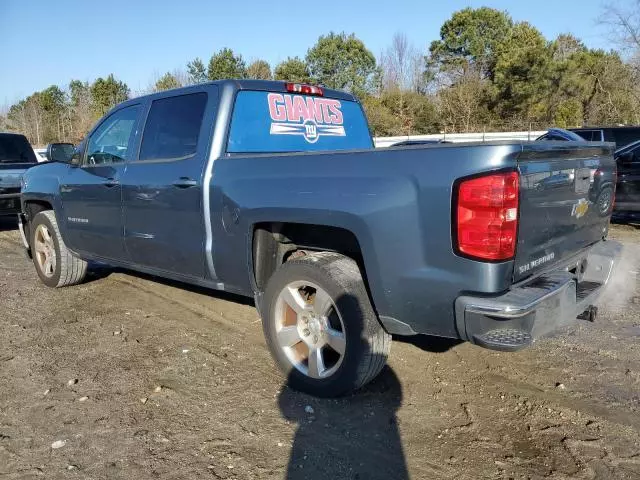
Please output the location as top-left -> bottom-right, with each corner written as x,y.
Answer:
0,134 -> 37,163
227,90 -> 373,153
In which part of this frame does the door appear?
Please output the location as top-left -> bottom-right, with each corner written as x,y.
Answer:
121,90 -> 213,278
61,104 -> 142,259
615,146 -> 640,214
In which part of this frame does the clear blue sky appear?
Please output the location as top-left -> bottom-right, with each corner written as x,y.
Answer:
0,0 -> 611,106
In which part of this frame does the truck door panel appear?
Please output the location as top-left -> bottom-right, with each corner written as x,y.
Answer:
61,104 -> 142,259
121,89 -> 216,279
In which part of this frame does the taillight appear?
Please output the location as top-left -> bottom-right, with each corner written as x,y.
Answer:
285,82 -> 324,96
455,171 -> 519,261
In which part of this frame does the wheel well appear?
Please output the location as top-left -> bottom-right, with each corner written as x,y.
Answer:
24,200 -> 53,220
252,222 -> 364,291
23,200 -> 53,245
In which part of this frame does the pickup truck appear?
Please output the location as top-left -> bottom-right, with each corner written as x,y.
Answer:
19,80 -> 619,397
1,133 -> 38,217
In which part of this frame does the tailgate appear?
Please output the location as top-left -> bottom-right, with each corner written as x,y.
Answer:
513,142 -> 616,282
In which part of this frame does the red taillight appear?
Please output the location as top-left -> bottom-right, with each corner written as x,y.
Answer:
285,82 -> 324,96
455,171 -> 519,261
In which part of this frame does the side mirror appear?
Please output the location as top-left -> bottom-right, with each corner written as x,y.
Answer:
46,143 -> 76,163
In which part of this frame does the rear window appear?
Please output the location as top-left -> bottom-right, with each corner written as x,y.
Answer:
227,90 -> 372,153
0,134 -> 37,163
571,130 -> 601,141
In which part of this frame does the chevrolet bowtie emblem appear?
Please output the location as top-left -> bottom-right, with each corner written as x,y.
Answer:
572,198 -> 589,219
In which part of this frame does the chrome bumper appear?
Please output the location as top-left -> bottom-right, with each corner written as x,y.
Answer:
17,212 -> 30,249
455,240 -> 620,351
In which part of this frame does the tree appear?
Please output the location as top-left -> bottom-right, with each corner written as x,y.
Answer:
361,96 -> 402,136
574,49 -> 640,125
187,58 -> 208,84
90,74 -> 129,116
600,0 -> 640,59
155,72 -> 181,91
380,90 -> 438,134
274,57 -> 312,83
306,32 -> 377,95
39,85 -> 68,142
427,7 -> 513,81
380,33 -> 424,92
492,22 -> 553,124
69,80 -> 95,141
437,71 -> 493,132
207,48 -> 247,80
247,59 -> 272,80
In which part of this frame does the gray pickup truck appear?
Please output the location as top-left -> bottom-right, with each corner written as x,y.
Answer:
19,80 -> 618,396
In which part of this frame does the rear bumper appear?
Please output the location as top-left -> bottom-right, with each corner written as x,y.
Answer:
455,240 -> 620,351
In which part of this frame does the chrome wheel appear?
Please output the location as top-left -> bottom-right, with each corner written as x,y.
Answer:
598,189 -> 612,215
34,224 -> 56,278
274,281 -> 346,379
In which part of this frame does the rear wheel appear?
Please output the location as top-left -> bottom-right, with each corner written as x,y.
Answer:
31,211 -> 88,288
262,252 -> 391,397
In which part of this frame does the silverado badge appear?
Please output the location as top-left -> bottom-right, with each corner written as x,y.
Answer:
571,198 -> 589,219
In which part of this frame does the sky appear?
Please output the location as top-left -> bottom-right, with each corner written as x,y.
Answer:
0,0 -> 613,106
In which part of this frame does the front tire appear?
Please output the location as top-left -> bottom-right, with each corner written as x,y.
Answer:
262,252 -> 391,397
30,210 -> 88,288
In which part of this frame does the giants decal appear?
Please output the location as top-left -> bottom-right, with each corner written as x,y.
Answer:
268,93 -> 346,143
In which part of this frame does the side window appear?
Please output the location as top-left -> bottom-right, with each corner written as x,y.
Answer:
139,92 -> 207,161
85,105 -> 140,165
613,130 -> 640,149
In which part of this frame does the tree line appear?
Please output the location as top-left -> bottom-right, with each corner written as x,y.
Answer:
2,5 -> 640,145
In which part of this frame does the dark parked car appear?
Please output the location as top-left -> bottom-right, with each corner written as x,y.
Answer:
612,140 -> 640,221
569,127 -> 640,149
0,133 -> 38,216
536,128 -> 586,142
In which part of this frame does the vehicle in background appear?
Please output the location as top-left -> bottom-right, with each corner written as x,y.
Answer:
612,140 -> 640,222
390,139 -> 451,147
569,127 -> 640,149
535,128 -> 586,142
0,133 -> 39,216
34,148 -> 49,162
20,80 -> 619,397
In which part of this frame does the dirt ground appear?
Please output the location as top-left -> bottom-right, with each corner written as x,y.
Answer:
0,218 -> 639,480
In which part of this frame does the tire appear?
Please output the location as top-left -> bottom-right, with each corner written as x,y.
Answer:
262,252 -> 391,397
30,210 -> 88,288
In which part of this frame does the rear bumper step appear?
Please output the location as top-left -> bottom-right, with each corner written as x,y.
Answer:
455,240 -> 620,351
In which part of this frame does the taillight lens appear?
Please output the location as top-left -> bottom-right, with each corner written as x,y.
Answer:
455,171 -> 519,261
285,82 -> 324,96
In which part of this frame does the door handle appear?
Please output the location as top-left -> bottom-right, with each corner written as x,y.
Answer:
103,178 -> 119,188
173,177 -> 198,188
